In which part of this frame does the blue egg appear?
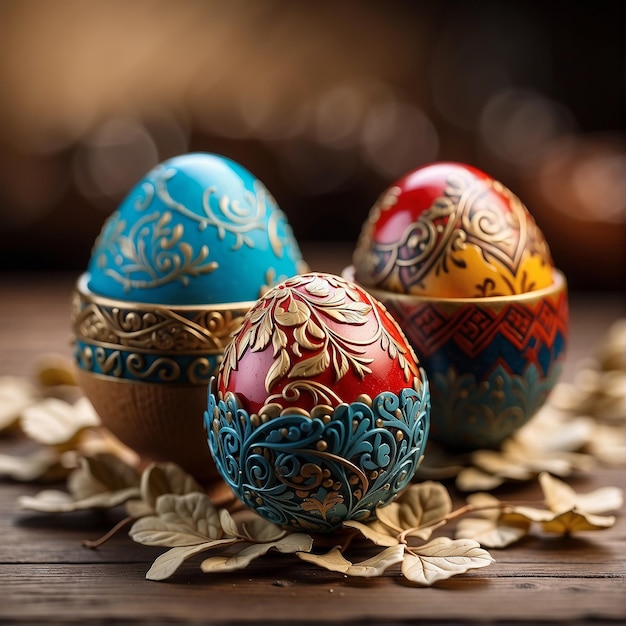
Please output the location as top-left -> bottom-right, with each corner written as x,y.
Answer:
87,152 -> 305,304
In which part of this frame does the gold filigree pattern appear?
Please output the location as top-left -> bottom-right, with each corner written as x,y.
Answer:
97,210 -> 218,293
220,274 -> 418,404
71,279 -> 249,355
93,165 -> 295,293
355,172 -> 552,296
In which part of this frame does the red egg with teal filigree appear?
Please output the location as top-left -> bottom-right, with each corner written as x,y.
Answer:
206,272 -> 431,532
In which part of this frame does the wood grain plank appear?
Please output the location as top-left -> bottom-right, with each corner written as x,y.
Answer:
1,563 -> 624,624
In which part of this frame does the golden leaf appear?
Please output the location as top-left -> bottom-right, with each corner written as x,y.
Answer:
264,348 -> 290,392
201,534 -> 313,573
307,318 -> 325,339
288,349 -> 330,380
272,327 -> 288,356
294,323 -> 321,351
540,510 -> 616,534
322,301 -> 371,324
402,537 -> 494,586
275,298 -> 310,327
304,275 -> 331,297
297,545 -> 405,577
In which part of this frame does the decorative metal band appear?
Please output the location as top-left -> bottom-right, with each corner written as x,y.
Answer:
74,341 -> 221,385
71,275 -> 252,384
383,285 -> 568,381
206,375 -> 431,532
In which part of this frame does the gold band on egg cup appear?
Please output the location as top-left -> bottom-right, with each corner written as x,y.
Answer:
71,273 -> 254,385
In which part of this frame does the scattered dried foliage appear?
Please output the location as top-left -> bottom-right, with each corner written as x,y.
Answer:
1,323 -> 625,585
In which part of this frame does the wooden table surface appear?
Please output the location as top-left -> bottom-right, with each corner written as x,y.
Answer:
1,246 -> 625,625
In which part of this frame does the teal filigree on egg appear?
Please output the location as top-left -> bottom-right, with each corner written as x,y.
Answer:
206,376 -> 431,532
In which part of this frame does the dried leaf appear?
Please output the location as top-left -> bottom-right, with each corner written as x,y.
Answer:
69,454 -> 140,500
0,448 -> 66,482
75,427 -> 140,468
509,505 -> 555,523
502,438 -> 593,477
540,510 -> 616,534
514,408 -> 594,454
402,537 -> 494,586
201,533 -> 313,573
471,449 -> 533,481
456,466 -> 505,492
455,493 -> 531,548
218,508 -> 240,538
539,472 -> 623,515
510,476 -> 620,535
21,397 -> 100,446
587,424 -> 626,466
35,353 -> 78,387
342,520 -> 399,546
18,489 -> 76,512
297,544 -> 404,578
146,543 -> 219,581
376,482 -> 451,540
20,483 -> 139,512
238,513 -> 286,543
0,376 -> 39,430
139,462 -> 203,510
129,493 -> 225,547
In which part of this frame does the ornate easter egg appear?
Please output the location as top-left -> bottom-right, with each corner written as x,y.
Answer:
353,161 -> 554,298
206,272 -> 431,532
88,152 -> 305,304
348,162 -> 568,452
71,153 -> 306,486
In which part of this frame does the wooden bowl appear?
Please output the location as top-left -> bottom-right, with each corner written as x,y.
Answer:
71,273 -> 252,486
344,266 -> 568,451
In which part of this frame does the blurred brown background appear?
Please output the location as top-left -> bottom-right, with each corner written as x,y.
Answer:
0,0 -> 624,291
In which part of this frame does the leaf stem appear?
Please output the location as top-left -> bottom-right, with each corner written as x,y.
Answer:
396,499 -> 539,544
82,516 -> 135,549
